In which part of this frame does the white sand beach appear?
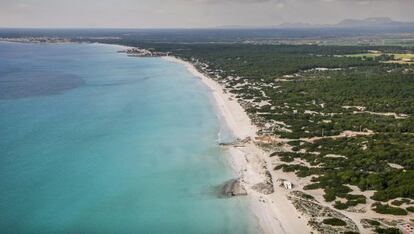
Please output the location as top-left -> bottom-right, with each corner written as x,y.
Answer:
163,56 -> 311,234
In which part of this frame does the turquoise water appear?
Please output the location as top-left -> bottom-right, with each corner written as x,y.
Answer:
0,42 -> 258,233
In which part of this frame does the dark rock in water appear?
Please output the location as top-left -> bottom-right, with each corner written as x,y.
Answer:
219,178 -> 247,198
252,182 -> 274,195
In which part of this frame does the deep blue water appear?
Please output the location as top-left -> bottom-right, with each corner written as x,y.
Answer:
0,42 -> 257,233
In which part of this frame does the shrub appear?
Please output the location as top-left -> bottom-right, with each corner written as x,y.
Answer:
391,200 -> 404,206
301,193 -> 315,200
322,218 -> 347,226
406,206 -> 414,212
365,219 -> 381,226
334,201 -> 349,210
303,183 -> 321,190
373,203 -> 408,216
323,192 -> 336,202
280,155 -> 294,162
375,227 -> 402,234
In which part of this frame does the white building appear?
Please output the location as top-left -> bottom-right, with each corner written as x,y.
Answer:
283,181 -> 293,190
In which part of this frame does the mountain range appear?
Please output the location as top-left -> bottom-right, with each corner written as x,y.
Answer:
280,17 -> 414,29
218,17 -> 414,29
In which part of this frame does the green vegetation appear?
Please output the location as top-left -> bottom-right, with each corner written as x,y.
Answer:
345,52 -> 414,64
301,193 -> 315,200
345,53 -> 381,58
322,218 -> 347,226
105,41 -> 414,214
372,203 -> 408,215
334,194 -> 366,210
406,206 -> 414,212
287,135 -> 414,202
391,199 -> 412,206
123,43 -> 380,79
375,227 -> 402,234
393,53 -> 414,60
365,219 -> 381,226
155,43 -> 414,213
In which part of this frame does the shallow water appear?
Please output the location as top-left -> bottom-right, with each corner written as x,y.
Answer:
0,42 -> 258,233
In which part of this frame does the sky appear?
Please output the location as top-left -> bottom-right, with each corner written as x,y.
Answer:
1,0 -> 414,28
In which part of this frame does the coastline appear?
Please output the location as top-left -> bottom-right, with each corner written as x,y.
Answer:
0,40 -> 311,232
6,40 -> 413,233
162,56 -> 311,234
0,42 -> 264,233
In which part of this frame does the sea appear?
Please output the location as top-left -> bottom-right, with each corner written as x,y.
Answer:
0,42 -> 258,233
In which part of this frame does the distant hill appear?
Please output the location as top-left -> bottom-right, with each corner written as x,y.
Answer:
336,17 -> 413,28
215,18 -> 414,30
277,22 -> 321,28
275,17 -> 414,29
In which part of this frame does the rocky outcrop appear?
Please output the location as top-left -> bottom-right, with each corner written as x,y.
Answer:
219,178 -> 248,197
252,170 -> 275,195
252,182 -> 274,195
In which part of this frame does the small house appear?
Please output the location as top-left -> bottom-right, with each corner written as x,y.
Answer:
283,181 -> 293,190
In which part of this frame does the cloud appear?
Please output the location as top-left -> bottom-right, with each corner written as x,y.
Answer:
180,0 -> 278,4
1,0 -> 413,28
17,3 -> 30,8
276,2 -> 285,8
186,0 -> 385,3
320,0 -> 388,6
177,0 -> 391,5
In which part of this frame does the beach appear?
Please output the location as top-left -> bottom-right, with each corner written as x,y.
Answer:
163,56 -> 311,234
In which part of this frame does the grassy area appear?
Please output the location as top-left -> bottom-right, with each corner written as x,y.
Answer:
345,53 -> 381,58
345,52 -> 414,64
393,53 -> 414,60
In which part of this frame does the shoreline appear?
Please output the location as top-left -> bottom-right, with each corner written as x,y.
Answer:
7,41 -> 409,233
162,56 -> 311,234
4,40 -> 311,233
